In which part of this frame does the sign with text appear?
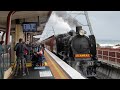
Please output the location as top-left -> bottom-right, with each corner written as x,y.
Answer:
75,54 -> 91,58
22,22 -> 37,32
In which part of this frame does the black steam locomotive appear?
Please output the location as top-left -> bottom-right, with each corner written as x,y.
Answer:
54,26 -> 99,77
42,26 -> 100,77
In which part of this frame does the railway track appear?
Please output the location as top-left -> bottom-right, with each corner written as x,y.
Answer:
70,64 -> 112,79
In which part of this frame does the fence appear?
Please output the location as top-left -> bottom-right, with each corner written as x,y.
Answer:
97,48 -> 120,66
0,45 -> 11,79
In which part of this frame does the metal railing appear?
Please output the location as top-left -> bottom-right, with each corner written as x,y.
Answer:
97,48 -> 120,67
0,45 -> 11,79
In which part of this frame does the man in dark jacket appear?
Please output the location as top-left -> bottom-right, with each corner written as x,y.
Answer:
14,38 -> 28,76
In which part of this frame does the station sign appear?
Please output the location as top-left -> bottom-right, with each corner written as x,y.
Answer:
22,22 -> 38,32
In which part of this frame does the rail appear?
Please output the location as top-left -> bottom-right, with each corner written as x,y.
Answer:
97,48 -> 120,67
0,45 -> 11,79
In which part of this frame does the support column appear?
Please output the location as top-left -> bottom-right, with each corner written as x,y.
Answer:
5,11 -> 15,45
14,24 -> 25,62
25,32 -> 27,42
27,33 -> 30,44
30,34 -> 33,43
11,32 -> 15,63
15,24 -> 24,44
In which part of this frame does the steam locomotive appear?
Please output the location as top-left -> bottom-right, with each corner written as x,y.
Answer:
42,26 -> 100,77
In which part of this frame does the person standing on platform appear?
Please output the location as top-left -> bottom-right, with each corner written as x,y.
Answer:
0,41 -> 4,78
0,41 -> 4,64
14,38 -> 28,76
41,44 -> 45,55
23,42 -> 29,62
37,49 -> 44,66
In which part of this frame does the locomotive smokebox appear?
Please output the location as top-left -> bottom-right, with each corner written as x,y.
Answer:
76,26 -> 82,34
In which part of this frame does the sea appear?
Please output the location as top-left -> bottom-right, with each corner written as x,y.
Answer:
96,40 -> 120,47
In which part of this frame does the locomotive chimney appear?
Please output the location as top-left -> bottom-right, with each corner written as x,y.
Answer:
76,26 -> 82,34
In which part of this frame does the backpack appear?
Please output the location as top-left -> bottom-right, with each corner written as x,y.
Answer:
24,49 -> 28,55
37,50 -> 43,56
39,50 -> 43,56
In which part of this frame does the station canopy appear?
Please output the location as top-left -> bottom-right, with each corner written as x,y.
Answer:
0,11 -> 52,35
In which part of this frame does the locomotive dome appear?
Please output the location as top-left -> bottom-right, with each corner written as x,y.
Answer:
68,30 -> 76,36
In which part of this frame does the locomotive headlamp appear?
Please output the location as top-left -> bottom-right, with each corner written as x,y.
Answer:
79,29 -> 86,36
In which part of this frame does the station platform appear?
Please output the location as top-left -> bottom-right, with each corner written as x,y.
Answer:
10,49 -> 86,79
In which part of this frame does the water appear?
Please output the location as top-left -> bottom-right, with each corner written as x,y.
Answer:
96,40 -> 120,47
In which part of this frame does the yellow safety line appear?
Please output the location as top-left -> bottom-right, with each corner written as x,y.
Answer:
44,62 -> 47,66
26,63 -> 32,67
45,53 -> 66,79
26,61 -> 48,67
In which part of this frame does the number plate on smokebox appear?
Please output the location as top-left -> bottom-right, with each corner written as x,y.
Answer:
87,61 -> 94,66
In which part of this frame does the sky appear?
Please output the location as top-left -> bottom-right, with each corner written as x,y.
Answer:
35,11 -> 120,41
88,11 -> 120,40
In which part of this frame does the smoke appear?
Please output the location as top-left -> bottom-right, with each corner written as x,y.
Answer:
54,11 -> 80,29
